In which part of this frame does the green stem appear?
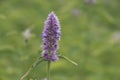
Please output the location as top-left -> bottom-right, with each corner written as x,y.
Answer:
48,61 -> 51,80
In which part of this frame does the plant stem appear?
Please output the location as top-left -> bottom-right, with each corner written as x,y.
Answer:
48,61 -> 51,80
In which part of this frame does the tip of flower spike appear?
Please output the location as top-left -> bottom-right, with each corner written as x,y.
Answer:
48,11 -> 57,18
50,11 -> 55,15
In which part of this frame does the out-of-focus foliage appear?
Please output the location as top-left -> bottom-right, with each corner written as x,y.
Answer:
0,0 -> 120,80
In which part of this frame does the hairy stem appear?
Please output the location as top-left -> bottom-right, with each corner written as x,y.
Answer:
48,61 -> 51,80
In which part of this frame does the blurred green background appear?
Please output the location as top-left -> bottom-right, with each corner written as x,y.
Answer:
0,0 -> 120,80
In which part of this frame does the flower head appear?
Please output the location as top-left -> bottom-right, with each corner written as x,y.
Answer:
41,12 -> 61,62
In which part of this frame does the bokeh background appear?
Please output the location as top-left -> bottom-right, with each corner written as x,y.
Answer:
0,0 -> 120,80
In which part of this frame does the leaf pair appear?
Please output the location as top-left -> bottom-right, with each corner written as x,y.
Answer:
20,55 -> 78,80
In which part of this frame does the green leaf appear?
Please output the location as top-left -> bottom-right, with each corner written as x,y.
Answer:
20,57 -> 45,80
59,55 -> 78,66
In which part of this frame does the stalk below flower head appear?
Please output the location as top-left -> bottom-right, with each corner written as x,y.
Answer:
41,12 -> 61,62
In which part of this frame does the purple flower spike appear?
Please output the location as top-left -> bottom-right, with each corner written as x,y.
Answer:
41,12 -> 61,62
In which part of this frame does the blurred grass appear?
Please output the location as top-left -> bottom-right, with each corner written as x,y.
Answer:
0,0 -> 120,80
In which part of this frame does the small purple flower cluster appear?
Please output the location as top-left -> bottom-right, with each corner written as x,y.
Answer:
41,12 -> 61,62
